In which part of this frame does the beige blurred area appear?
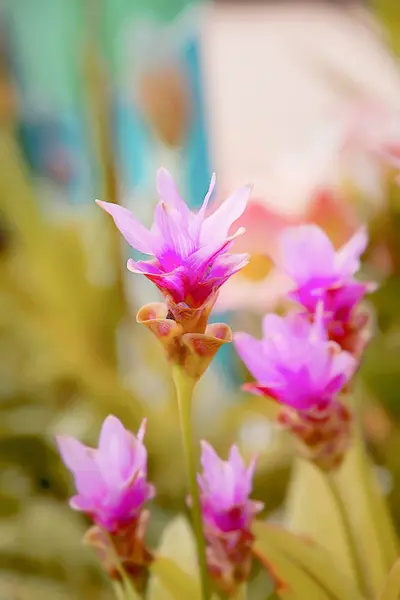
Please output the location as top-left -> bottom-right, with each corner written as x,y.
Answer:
200,1 -> 400,205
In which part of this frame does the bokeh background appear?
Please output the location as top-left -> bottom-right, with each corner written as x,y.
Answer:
2,0 -> 400,598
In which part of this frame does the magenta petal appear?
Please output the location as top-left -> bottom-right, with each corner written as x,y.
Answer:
96,200 -> 155,254
127,258 -> 163,276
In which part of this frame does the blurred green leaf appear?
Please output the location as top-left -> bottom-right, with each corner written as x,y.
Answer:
253,531 -> 332,600
286,429 -> 398,598
149,557 -> 201,600
379,559 -> 400,600
147,516 -> 201,600
252,521 -> 365,600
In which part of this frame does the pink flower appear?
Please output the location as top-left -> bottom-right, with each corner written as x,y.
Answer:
278,224 -> 372,323
57,416 -> 155,532
234,308 -> 356,412
198,441 -> 262,534
198,442 -> 263,593
97,169 -> 251,322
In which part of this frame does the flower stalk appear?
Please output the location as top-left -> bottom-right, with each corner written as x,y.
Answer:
172,365 -> 211,600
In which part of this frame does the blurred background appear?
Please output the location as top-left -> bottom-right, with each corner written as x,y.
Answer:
2,0 -> 400,598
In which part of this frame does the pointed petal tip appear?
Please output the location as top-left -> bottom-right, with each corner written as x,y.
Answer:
200,439 -> 215,455
157,166 -> 170,177
55,434 -> 68,451
102,414 -> 121,428
137,418 -> 147,441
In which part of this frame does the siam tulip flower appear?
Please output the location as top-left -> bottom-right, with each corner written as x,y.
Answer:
57,416 -> 155,589
278,224 -> 375,356
97,168 -> 251,334
234,308 -> 356,413
234,309 -> 357,469
57,415 -> 155,532
198,441 -> 263,594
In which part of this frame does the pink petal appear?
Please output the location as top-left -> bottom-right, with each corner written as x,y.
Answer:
96,200 -> 155,254
199,173 -> 217,218
154,202 -> 195,261
200,440 -> 221,482
228,445 -> 245,473
189,173 -> 217,241
126,258 -> 163,276
127,258 -> 185,300
208,253 -> 250,281
234,333 -> 268,382
335,227 -> 368,278
330,350 -> 357,383
156,168 -> 189,216
97,416 -> 134,486
136,418 -> 147,443
56,435 -> 94,473
279,225 -> 336,285
187,228 -> 245,274
56,436 -> 105,498
69,495 -> 95,512
201,185 -> 252,244
262,314 -> 289,339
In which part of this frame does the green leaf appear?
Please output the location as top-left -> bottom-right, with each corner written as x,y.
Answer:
252,521 -> 365,600
253,531 -> 332,600
286,430 -> 398,597
147,516 -> 201,600
149,556 -> 201,600
379,559 -> 400,600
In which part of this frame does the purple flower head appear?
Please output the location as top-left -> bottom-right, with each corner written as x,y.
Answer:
97,169 -> 251,324
278,224 -> 372,322
234,307 -> 357,412
198,441 -> 263,535
57,416 -> 155,532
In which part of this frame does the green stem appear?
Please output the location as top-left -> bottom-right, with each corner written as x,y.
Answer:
120,571 -> 141,600
112,581 -> 126,600
105,531 -> 140,600
325,473 -> 367,596
172,366 -> 211,600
